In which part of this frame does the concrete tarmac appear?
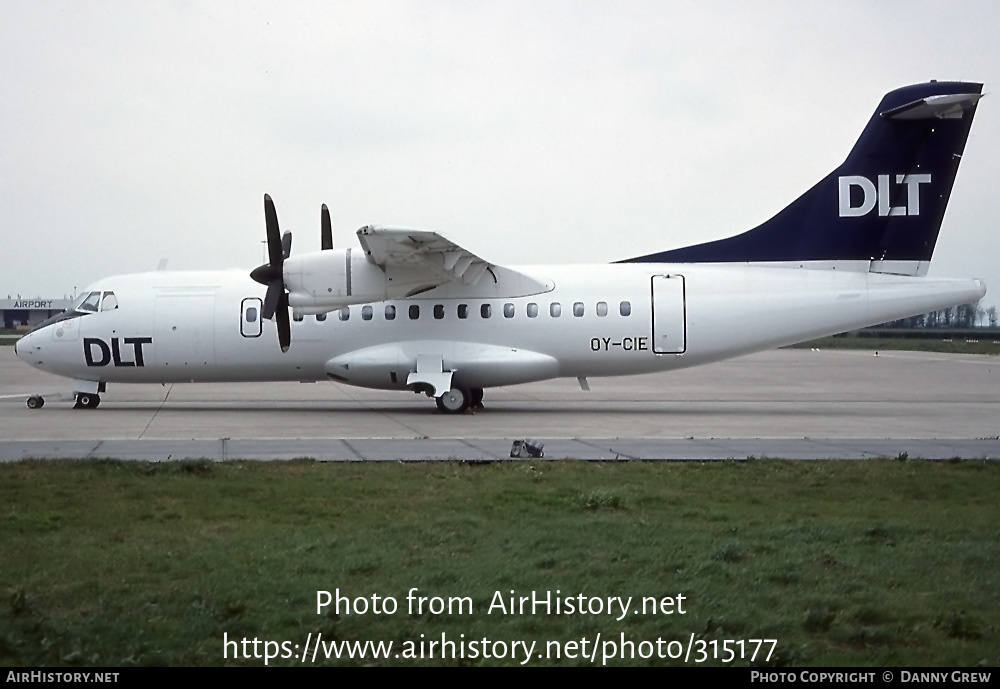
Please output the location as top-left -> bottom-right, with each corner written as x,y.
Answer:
1,347 -> 998,461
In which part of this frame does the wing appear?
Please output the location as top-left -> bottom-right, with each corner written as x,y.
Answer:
356,226 -> 492,286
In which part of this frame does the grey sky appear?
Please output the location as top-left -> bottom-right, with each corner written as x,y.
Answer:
2,1 -> 997,307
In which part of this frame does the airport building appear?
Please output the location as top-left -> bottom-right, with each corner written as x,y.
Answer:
1,296 -> 72,329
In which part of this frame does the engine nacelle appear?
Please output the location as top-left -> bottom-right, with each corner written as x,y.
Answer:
283,249 -> 441,315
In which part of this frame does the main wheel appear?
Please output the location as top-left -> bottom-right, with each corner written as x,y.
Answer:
74,393 -> 101,410
435,387 -> 470,414
26,396 -> 44,410
470,387 -> 484,410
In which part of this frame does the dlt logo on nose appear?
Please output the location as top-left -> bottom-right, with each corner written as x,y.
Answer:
84,337 -> 152,367
838,174 -> 931,217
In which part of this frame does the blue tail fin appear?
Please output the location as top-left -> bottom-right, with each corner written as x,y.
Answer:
623,81 -> 983,275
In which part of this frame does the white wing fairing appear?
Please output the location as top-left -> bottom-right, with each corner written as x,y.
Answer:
326,341 -> 560,392
13,80 -> 990,413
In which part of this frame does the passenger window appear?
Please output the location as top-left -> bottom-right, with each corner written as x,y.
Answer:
597,301 -> 608,317
504,303 -> 515,318
620,301 -> 631,317
481,304 -> 491,318
385,305 -> 396,320
550,302 -> 561,317
316,313 -> 326,322
339,307 -> 350,321
573,302 -> 584,317
409,304 -> 420,320
246,307 -> 258,323
527,303 -> 538,318
458,304 -> 468,319
362,305 -> 373,321
101,292 -> 118,311
434,304 -> 445,320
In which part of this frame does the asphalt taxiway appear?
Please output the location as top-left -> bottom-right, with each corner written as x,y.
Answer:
1,347 -> 998,461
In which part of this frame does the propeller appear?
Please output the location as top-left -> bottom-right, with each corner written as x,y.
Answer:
321,203 -> 333,250
250,194 -> 292,352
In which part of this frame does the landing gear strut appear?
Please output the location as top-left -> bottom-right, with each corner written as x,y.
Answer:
74,393 -> 101,410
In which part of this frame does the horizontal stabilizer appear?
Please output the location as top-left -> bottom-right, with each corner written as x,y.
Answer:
882,92 -> 983,120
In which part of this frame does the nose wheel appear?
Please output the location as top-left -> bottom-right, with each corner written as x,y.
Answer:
73,393 -> 101,410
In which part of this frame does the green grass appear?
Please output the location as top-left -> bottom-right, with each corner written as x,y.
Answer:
788,336 -> 1000,355
1,459 -> 998,666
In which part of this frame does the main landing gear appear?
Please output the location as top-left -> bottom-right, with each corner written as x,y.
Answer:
73,393 -> 101,410
25,393 -> 101,409
434,386 -> 485,414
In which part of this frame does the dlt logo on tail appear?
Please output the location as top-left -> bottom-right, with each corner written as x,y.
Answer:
838,174 -> 931,217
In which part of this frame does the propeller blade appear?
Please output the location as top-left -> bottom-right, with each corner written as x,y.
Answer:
264,194 -> 283,268
276,292 -> 291,353
262,281 -> 281,320
321,204 -> 333,250
253,194 -> 293,352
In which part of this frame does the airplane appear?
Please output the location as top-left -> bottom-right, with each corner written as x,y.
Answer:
14,80 -> 987,413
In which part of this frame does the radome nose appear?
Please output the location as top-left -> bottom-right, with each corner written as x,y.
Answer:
14,331 -> 35,362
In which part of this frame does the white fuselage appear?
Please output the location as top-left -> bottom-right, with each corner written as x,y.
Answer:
15,262 -> 986,395
15,81 -> 990,409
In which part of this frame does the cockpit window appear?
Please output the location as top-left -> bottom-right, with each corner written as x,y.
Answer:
32,288 -> 119,332
68,289 -> 118,316
78,291 -> 102,313
68,293 -> 87,312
